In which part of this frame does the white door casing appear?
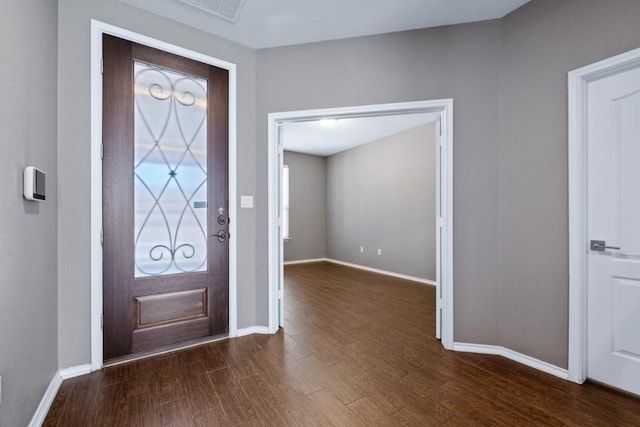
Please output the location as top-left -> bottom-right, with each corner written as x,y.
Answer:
435,119 -> 443,340
267,99 -> 454,349
569,46 -> 640,392
586,65 -> 640,395
277,123 -> 285,327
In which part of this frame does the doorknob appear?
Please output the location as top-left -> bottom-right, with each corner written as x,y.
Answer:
590,240 -> 620,252
213,230 -> 227,242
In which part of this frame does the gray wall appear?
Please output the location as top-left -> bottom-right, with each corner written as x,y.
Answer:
283,151 -> 327,262
256,1 -> 640,369
57,0 -> 257,368
257,20 -> 503,346
497,0 -> 640,367
0,1 -> 59,425
326,123 -> 437,280
5,1 -> 634,393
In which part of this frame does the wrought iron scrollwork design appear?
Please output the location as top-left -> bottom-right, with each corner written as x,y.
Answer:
133,62 -> 209,277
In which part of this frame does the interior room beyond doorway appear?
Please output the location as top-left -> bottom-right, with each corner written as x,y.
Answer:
282,113 -> 439,284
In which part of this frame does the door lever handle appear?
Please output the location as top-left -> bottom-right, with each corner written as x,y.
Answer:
590,240 -> 620,252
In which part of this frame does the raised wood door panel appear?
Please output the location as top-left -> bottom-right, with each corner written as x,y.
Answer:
102,34 -> 229,361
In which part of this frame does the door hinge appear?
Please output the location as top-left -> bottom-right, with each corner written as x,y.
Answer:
437,217 -> 444,228
100,57 -> 103,74
100,228 -> 104,245
438,120 -> 443,136
278,289 -> 284,300
101,313 -> 104,330
278,143 -> 284,155
100,143 -> 104,160
278,217 -> 282,228
436,298 -> 443,310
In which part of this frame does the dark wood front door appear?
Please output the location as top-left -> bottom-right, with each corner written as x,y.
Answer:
102,34 -> 229,362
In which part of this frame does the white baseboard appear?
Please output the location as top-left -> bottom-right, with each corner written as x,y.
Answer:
284,258 -> 328,265
283,257 -> 435,285
325,258 -> 436,286
453,342 -> 569,380
29,364 -> 94,427
28,371 -> 63,427
236,326 -> 271,337
60,364 -> 92,380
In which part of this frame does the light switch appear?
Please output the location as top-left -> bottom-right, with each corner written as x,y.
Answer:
240,195 -> 254,208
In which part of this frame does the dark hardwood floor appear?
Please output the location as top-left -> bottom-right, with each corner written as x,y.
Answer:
44,262 -> 640,426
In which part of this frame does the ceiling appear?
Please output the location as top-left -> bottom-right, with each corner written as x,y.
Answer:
282,113 -> 439,157
119,1 -> 527,154
120,0 -> 530,49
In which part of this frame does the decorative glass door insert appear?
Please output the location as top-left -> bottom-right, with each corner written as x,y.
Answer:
134,61 -> 208,277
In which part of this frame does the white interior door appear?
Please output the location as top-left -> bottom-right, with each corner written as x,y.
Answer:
587,64 -> 640,395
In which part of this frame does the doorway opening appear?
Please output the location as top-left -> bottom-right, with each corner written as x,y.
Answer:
267,100 -> 454,348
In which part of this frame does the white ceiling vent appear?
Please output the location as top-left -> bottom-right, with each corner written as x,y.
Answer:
177,0 -> 246,23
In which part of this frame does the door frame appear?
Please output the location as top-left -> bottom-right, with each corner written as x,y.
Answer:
568,46 -> 640,384
267,99 -> 455,349
90,20 -> 238,370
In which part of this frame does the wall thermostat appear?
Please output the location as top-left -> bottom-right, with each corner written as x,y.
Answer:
24,166 -> 46,201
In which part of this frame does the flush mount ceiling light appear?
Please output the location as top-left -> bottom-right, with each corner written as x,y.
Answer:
319,118 -> 338,128
177,0 -> 246,23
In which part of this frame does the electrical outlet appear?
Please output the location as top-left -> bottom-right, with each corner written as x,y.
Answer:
377,248 -> 382,256
360,246 -> 364,253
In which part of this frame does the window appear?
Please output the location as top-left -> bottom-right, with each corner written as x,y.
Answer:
282,165 -> 290,239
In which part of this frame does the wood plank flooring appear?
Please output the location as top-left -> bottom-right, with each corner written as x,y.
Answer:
44,261 -> 640,426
